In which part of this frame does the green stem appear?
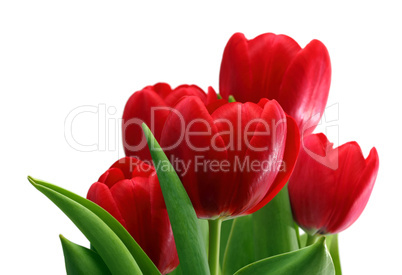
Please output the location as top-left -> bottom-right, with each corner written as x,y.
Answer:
294,223 -> 301,248
306,234 -> 319,246
208,219 -> 222,275
327,234 -> 342,275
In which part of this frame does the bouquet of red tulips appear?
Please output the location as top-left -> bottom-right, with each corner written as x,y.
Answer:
29,32 -> 379,275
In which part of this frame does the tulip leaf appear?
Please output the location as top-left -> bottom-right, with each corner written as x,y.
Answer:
167,265 -> 182,275
28,177 -> 141,274
142,123 -> 210,275
59,234 -> 111,275
252,185 -> 299,259
234,237 -> 335,275
222,216 -> 255,275
219,219 -> 233,268
28,176 -> 161,275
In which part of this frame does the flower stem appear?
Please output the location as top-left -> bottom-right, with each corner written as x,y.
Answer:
208,219 -> 222,275
306,233 -> 319,246
327,234 -> 342,275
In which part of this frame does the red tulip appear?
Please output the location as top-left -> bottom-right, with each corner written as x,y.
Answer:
288,133 -> 379,235
219,32 -> 331,136
87,157 -> 179,274
159,96 -> 300,219
123,82 -> 218,162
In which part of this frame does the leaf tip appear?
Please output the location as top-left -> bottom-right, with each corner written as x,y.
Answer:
59,234 -> 67,244
27,176 -> 37,186
141,123 -> 150,136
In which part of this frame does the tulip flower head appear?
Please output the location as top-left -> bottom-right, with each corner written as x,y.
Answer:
87,157 -> 179,274
159,96 -> 300,219
122,83 -> 218,162
288,133 -> 379,235
219,32 -> 331,136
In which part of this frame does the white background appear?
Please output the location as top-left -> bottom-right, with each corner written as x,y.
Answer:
1,1 -> 401,274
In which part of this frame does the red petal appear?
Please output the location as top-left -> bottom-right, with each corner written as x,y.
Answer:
219,32 -> 301,103
122,87 -> 170,161
151,82 -> 173,99
244,113 -> 300,215
211,102 -> 265,216
86,182 -> 126,228
278,40 -> 331,136
109,157 -> 149,179
160,96 -> 229,218
206,86 -> 218,105
164,84 -> 207,107
288,134 -> 339,234
98,168 -> 125,188
288,134 -> 379,235
110,175 -> 178,274
206,98 -> 228,115
325,145 -> 379,233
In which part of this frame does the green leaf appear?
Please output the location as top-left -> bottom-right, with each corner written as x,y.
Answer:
222,216 -> 255,275
219,219 -> 233,268
234,237 -> 335,275
142,124 -> 210,275
28,177 -> 142,274
167,265 -> 182,275
252,184 -> 299,259
59,235 -> 111,275
28,176 -> 160,275
29,177 -> 159,274
326,234 -> 342,275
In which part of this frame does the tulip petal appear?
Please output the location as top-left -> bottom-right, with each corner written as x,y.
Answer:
219,32 -> 301,103
110,176 -> 178,274
278,39 -> 331,135
244,114 -> 300,214
164,85 -> 207,107
206,98 -> 228,114
288,134 -> 338,234
109,157 -> 154,179
288,134 -> 379,235
326,145 -> 379,233
123,87 -> 171,162
160,96 -> 228,218
98,168 -> 126,188
212,101 -> 267,216
206,86 -> 219,105
87,182 -> 127,228
151,82 -> 173,99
